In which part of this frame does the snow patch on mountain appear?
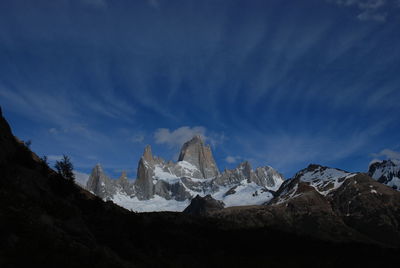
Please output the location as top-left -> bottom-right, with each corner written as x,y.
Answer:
295,165 -> 357,196
112,191 -> 190,212
212,182 -> 274,207
153,165 -> 180,183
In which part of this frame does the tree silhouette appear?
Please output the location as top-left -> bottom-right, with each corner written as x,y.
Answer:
55,155 -> 75,182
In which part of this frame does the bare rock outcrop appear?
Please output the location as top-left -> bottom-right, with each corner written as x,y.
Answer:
178,136 -> 219,179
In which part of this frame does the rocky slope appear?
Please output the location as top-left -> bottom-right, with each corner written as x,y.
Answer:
86,136 -> 284,211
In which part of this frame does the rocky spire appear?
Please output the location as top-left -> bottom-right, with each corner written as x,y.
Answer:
117,170 -> 132,194
237,161 -> 252,179
142,145 -> 153,162
135,147 -> 156,200
178,135 -> 219,179
119,170 -> 128,180
86,164 -> 114,199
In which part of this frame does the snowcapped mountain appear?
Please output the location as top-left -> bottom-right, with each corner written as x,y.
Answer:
269,163 -> 400,208
269,164 -> 358,205
86,136 -> 284,211
292,164 -> 357,195
368,159 -> 400,190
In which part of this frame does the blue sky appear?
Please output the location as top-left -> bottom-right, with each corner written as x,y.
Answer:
1,0 -> 400,180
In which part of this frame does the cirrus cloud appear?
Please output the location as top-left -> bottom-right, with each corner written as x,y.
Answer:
327,0 -> 396,22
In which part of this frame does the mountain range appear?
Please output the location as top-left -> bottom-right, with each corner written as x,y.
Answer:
1,108 -> 399,267
86,136 -> 284,211
86,136 -> 400,212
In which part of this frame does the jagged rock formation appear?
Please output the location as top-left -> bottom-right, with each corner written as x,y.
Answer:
86,164 -> 134,200
178,135 -> 219,179
183,195 -> 225,216
368,159 -> 400,190
215,161 -> 283,191
86,164 -> 114,199
87,136 -> 284,210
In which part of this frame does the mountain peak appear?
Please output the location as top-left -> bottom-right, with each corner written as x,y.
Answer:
142,145 -> 153,162
86,163 -> 114,199
94,163 -> 104,173
187,135 -> 205,145
178,136 -> 219,179
119,171 -> 128,180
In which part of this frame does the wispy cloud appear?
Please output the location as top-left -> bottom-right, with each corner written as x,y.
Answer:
147,0 -> 160,9
357,10 -> 387,21
327,0 -> 398,22
232,115 -> 392,176
371,149 -> 400,160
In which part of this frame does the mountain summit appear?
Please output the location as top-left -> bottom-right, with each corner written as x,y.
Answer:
178,135 -> 219,179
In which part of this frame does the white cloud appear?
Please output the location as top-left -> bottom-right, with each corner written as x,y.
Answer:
154,126 -> 207,147
371,149 -> 400,160
225,155 -> 241,164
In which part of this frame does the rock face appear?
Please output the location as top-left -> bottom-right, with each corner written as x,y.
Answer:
87,135 -> 285,210
86,164 -> 114,199
215,161 -> 283,191
86,164 -> 134,200
178,136 -> 219,179
368,159 -> 400,190
183,195 -> 225,216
